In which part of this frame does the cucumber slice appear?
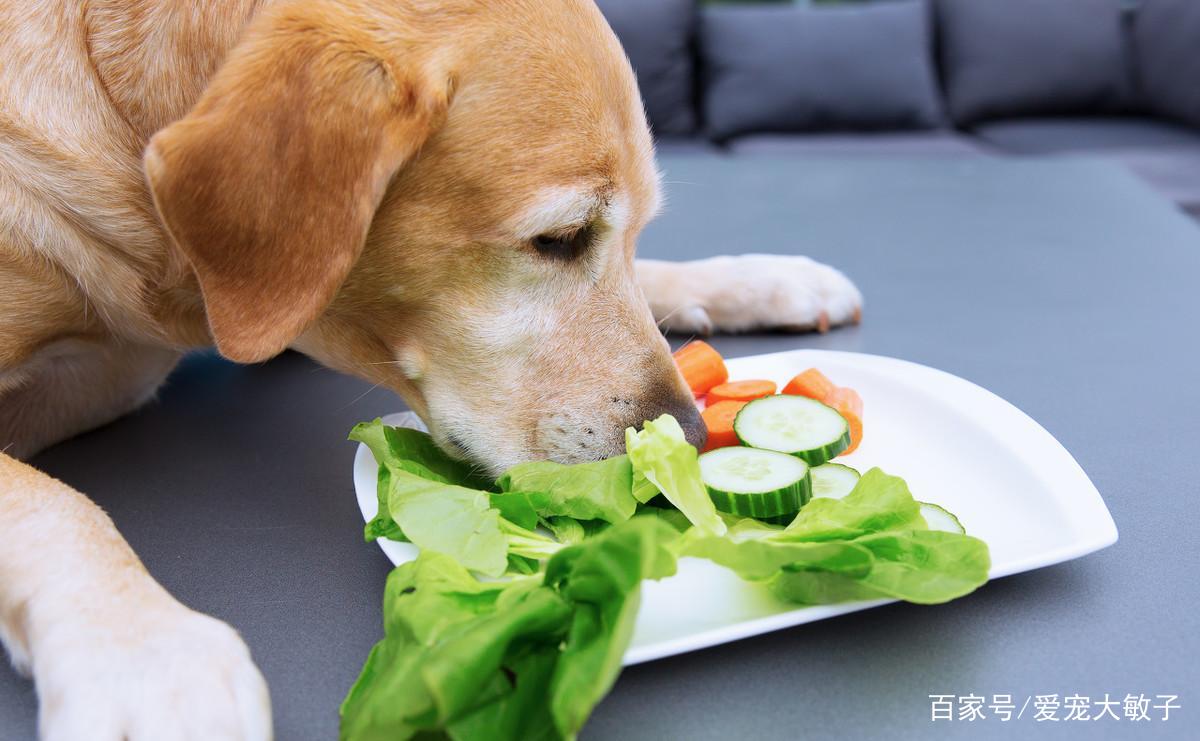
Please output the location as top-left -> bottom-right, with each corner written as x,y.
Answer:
811,463 -> 861,500
919,502 -> 966,534
734,395 -> 850,465
760,511 -> 800,526
699,447 -> 812,518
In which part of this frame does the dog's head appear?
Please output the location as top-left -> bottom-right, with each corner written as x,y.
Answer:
144,0 -> 703,473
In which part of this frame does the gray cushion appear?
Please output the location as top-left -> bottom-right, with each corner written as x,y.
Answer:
595,0 -> 697,137
1134,0 -> 1200,128
937,0 -> 1134,125
728,132 -> 986,157
699,1 -> 943,141
971,117 -> 1200,154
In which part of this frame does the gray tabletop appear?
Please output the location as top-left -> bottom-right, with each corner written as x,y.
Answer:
3,155 -> 1198,740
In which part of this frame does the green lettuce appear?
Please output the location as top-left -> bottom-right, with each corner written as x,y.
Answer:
339,555 -> 567,741
388,469 -> 509,577
345,417 -> 992,740
488,491 -> 542,531
350,419 -> 491,543
780,467 -> 926,541
544,518 -> 679,736
496,456 -> 638,524
364,464 -> 405,542
499,518 -> 565,562
625,415 -> 726,536
773,530 -> 991,605
543,516 -> 587,545
680,532 -> 874,581
350,419 -> 490,487
688,468 -> 990,605
340,518 -> 680,741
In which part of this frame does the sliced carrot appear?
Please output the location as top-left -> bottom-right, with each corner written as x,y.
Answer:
706,379 -> 777,405
782,368 -> 838,401
673,340 -> 728,396
700,400 -> 748,452
826,387 -> 864,455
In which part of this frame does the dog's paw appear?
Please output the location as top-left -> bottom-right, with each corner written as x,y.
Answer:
641,254 -> 862,335
34,600 -> 271,741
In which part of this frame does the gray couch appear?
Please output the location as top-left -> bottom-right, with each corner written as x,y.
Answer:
596,0 -> 1200,217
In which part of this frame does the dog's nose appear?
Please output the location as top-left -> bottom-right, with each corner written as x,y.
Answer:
635,395 -> 706,452
674,402 -> 707,451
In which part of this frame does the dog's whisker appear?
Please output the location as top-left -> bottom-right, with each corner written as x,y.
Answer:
338,381 -> 385,411
655,301 -> 693,328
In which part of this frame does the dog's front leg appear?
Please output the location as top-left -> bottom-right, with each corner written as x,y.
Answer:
636,254 -> 863,335
0,453 -> 271,740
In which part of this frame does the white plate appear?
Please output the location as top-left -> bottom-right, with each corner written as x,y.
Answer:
353,349 -> 1117,665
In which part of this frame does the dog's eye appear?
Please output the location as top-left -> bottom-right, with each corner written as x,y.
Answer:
533,234 -> 570,251
531,225 -> 592,259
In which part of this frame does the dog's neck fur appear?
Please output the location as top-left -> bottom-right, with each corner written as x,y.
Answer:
84,1 -> 268,141
0,2 -> 276,354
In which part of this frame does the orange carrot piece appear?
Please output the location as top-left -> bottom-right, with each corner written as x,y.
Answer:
826,387 -> 864,455
701,400 -> 748,452
782,368 -> 838,401
706,379 -> 777,405
673,341 -> 728,396
777,364 -> 835,398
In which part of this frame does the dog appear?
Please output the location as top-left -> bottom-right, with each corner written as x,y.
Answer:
0,0 -> 862,737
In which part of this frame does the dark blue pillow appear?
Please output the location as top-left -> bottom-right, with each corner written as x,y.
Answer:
595,0 -> 698,137
1135,0 -> 1200,128
699,1 -> 944,142
937,0 -> 1135,125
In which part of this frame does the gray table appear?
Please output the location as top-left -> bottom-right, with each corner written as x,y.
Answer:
3,156 -> 1198,740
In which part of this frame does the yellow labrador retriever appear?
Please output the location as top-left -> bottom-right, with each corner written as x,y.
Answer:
0,0 -> 861,737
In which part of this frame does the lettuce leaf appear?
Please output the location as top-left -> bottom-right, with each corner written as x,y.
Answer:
350,419 -> 490,488
363,464 -> 406,542
446,648 -> 561,741
779,467 -> 925,541
542,516 -> 587,546
340,518 -> 680,741
680,532 -> 874,581
489,492 -> 542,531
350,419 -> 491,543
345,417 -> 991,740
499,518 -> 565,561
772,530 -> 991,605
625,415 -> 726,536
339,554 -> 568,741
631,470 -> 661,504
695,468 -> 990,606
544,518 -> 679,737
387,470 -> 509,577
495,456 -> 637,524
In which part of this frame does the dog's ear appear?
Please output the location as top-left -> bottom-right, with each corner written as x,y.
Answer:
145,8 -> 447,362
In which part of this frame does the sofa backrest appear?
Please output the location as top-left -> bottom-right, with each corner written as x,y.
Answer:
935,0 -> 1136,125
594,0 -> 698,137
700,1 -> 945,141
594,0 -> 1200,142
1135,0 -> 1200,129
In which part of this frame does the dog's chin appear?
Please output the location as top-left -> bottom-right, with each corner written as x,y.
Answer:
427,420 -> 623,478
423,421 -> 524,478
444,437 -> 618,478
